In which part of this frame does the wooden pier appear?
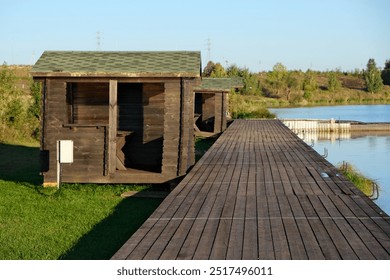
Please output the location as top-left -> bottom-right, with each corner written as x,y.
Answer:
112,119 -> 390,260
282,118 -> 351,132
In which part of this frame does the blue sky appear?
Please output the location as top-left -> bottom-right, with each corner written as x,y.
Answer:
1,0 -> 389,71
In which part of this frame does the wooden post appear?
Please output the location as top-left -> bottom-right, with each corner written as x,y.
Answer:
56,140 -> 60,188
178,78 -> 186,176
178,78 -> 194,176
108,80 -> 118,175
221,92 -> 227,131
214,92 -> 223,133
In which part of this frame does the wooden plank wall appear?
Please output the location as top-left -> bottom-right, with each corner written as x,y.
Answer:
195,92 -> 227,134
201,93 -> 215,132
162,78 -> 196,178
181,79 -> 195,174
161,80 -> 181,178
41,77 -> 197,184
61,126 -> 106,180
41,79 -> 67,183
141,83 -> 164,169
69,83 -> 109,124
41,79 -> 108,184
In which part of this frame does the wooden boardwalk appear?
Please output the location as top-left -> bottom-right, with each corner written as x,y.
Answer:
112,119 -> 390,260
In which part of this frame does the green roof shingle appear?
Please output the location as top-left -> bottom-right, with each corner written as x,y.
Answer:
31,51 -> 201,78
195,77 -> 244,92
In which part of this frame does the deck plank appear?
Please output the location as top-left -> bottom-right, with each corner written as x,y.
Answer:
112,120 -> 390,260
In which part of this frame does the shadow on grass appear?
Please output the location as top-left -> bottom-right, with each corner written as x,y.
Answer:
0,143 -> 42,185
60,195 -> 163,260
195,135 -> 219,162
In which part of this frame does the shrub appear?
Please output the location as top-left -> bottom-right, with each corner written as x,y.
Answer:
5,98 -> 24,126
381,59 -> 390,85
233,107 -> 276,119
0,64 -> 40,143
303,91 -> 312,100
364,58 -> 383,93
302,70 -> 318,91
327,72 -> 341,92
229,92 -> 275,119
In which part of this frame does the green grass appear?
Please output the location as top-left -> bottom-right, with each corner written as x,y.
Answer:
337,162 -> 377,196
195,135 -> 219,162
0,143 -> 163,260
229,92 -> 277,119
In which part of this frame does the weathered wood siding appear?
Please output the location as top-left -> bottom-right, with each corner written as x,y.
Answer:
213,92 -> 226,133
61,126 -> 106,181
161,80 -> 181,177
194,92 -> 227,133
41,79 -> 66,183
183,79 -> 195,173
201,93 -> 215,132
68,83 -> 109,124
142,83 -> 165,169
40,78 -> 197,184
41,79 -> 108,184
202,93 -> 215,123
33,51 -> 201,185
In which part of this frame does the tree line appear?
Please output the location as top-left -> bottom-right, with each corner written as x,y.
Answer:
203,58 -> 390,98
0,58 -> 389,143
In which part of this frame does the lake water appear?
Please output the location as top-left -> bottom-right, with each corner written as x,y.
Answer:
270,104 -> 390,122
269,105 -> 390,214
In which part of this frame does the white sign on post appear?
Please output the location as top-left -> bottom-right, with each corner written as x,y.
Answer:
59,140 -> 74,163
57,140 -> 74,188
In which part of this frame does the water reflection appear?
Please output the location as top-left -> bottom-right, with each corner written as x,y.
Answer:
293,130 -> 351,144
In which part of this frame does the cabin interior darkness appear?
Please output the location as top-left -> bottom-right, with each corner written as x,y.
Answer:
194,92 -> 215,132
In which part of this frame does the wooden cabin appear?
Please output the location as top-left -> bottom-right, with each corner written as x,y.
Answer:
31,51 -> 201,185
194,77 -> 243,134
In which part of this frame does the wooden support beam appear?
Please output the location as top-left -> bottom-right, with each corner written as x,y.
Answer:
221,92 -> 227,131
214,92 -> 223,133
108,80 -> 118,175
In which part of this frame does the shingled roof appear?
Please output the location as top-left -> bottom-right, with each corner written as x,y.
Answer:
195,77 -> 244,92
31,51 -> 202,78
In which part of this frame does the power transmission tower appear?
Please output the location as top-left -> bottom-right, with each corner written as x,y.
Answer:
96,31 -> 102,50
206,38 -> 211,61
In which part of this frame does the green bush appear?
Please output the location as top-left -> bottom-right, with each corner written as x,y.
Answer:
364,58 -> 383,93
5,99 -> 24,126
381,59 -> 390,85
229,92 -> 275,119
327,72 -> 341,92
303,91 -> 312,100
0,64 -> 40,143
233,108 -> 275,119
302,70 -> 318,92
